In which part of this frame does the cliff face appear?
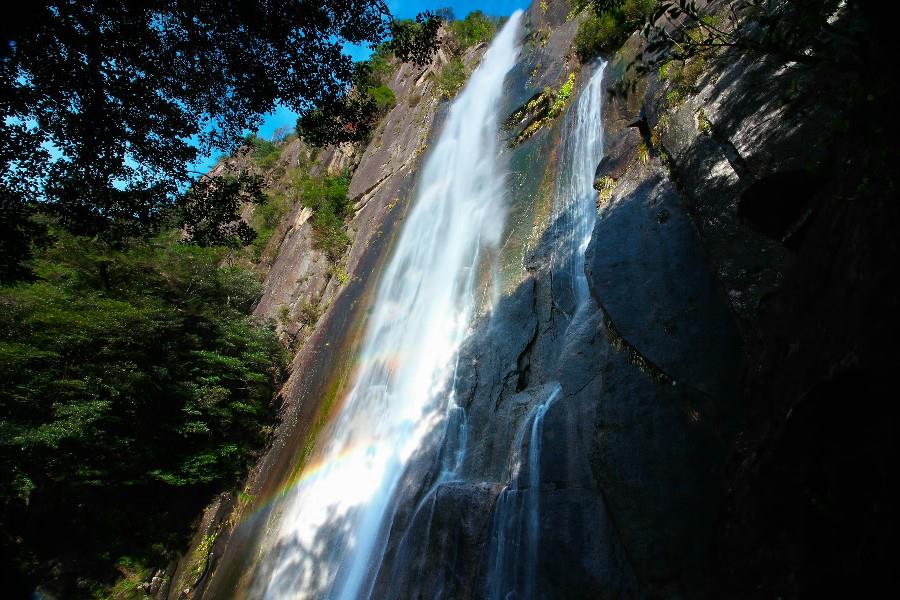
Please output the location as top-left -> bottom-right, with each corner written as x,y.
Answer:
171,0 -> 896,597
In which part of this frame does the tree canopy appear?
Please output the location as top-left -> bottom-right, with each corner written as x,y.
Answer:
1,0 -> 440,281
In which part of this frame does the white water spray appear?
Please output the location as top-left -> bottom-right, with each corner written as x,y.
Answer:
253,12 -> 523,599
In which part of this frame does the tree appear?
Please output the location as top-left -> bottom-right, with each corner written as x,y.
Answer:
1,0 -> 440,281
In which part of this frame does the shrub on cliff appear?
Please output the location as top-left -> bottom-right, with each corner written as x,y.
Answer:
573,0 -> 658,61
245,134 -> 284,171
450,11 -> 499,50
299,174 -> 353,262
369,84 -> 399,115
438,57 -> 469,99
575,11 -> 626,59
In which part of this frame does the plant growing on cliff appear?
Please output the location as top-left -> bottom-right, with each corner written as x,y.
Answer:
244,134 -> 285,171
298,300 -> 324,326
368,84 -> 398,115
573,0 -> 658,60
597,176 -> 617,205
298,174 -> 353,262
438,57 -> 469,99
449,11 -> 499,50
550,72 -> 579,117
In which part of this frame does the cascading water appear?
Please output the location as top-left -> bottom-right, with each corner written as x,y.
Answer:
486,383 -> 562,600
251,12 -> 523,599
485,60 -> 607,600
550,60 -> 608,308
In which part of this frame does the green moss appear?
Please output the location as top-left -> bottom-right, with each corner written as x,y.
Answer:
190,532 -> 217,579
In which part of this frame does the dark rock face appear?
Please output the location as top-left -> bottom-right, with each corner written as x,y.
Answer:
736,170 -> 820,247
586,159 -> 740,398
370,482 -> 503,600
585,158 -> 740,592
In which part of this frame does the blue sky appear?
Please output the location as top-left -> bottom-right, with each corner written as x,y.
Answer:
203,0 -> 529,172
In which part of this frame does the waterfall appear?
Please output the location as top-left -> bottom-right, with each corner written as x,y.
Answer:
251,12 -> 524,599
485,60 -> 607,600
486,384 -> 562,600
551,60 -> 607,309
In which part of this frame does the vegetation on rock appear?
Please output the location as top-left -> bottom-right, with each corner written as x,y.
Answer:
438,57 -> 469,99
299,174 -> 354,263
573,0 -> 657,60
449,11 -> 500,49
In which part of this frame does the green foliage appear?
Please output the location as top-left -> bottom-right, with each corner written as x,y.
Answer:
250,191 -> 293,262
387,13 -> 444,66
332,264 -> 351,286
450,11 -> 498,49
438,57 -> 468,99
190,533 -> 218,578
597,176 -> 617,204
179,172 -> 266,249
638,142 -> 650,163
575,11 -> 627,60
355,45 -> 399,117
0,225 -> 286,592
366,44 -> 397,86
660,55 -> 707,106
550,72 -> 578,118
368,84 -> 398,115
297,300 -> 324,326
298,174 -> 353,262
622,0 -> 657,25
573,0 -> 657,60
697,108 -> 713,135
